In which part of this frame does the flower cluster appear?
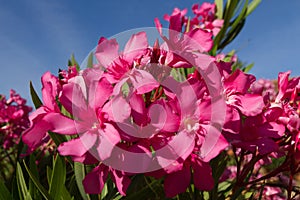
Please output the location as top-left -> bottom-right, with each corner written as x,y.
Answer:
0,90 -> 32,150
163,2 -> 223,36
21,1 -> 300,199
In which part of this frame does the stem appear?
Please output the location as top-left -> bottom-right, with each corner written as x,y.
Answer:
245,163 -> 289,186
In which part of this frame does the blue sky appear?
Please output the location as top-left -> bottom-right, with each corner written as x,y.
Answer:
0,0 -> 299,104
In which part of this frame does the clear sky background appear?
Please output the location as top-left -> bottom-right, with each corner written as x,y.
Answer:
0,0 -> 299,104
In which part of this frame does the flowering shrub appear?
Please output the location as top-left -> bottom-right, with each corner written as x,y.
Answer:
1,1 -> 300,200
0,90 -> 31,181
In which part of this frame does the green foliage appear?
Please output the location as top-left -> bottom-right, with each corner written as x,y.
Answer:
74,162 -> 91,200
212,0 -> 262,54
29,82 -> 42,109
0,179 -> 12,200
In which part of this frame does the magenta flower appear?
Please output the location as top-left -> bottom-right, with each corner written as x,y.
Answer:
95,32 -> 159,94
57,69 -> 130,163
154,11 -> 213,55
0,90 -> 32,149
83,164 -> 131,196
22,72 -> 77,152
163,154 -> 214,198
223,69 -> 265,116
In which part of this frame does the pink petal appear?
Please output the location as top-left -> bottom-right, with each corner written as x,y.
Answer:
95,37 -> 119,68
164,166 -> 191,197
200,125 -> 228,162
72,152 -> 98,165
59,77 -> 87,117
41,72 -> 59,111
129,92 -> 149,126
257,122 -> 285,138
97,123 -> 121,161
58,138 -> 88,157
169,13 -> 182,43
233,94 -> 264,116
83,165 -> 109,194
154,18 -> 163,36
44,112 -> 77,135
89,77 -> 113,109
276,71 -> 290,102
129,69 -> 159,94
148,100 -> 180,133
22,118 -> 50,150
192,159 -> 214,190
103,95 -> 131,123
79,130 -> 98,150
123,32 -> 148,63
110,169 -> 131,196
184,28 -> 213,52
223,105 -> 240,134
224,69 -> 256,94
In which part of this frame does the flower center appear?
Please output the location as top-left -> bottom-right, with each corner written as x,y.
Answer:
184,117 -> 199,132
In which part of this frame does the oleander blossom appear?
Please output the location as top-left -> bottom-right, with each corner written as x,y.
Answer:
20,2 -> 300,199
0,90 -> 32,149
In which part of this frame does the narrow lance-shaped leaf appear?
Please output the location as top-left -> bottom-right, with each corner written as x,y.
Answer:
69,53 -> 80,71
29,155 -> 41,199
215,0 -> 223,19
16,162 -> 33,200
246,0 -> 261,16
87,52 -> 94,68
0,179 -> 12,200
49,155 -> 66,199
30,81 -> 43,109
227,0 -> 248,37
47,167 -> 73,200
23,161 -> 51,200
243,62 -> 254,73
74,162 -> 90,200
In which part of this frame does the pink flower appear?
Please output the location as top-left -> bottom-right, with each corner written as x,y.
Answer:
0,90 -> 32,149
192,3 -> 224,36
163,154 -> 214,197
155,12 -> 213,55
223,69 -> 265,117
250,78 -> 277,101
57,69 -> 130,163
192,3 -> 216,19
83,164 -> 131,196
22,72 -> 77,152
95,32 -> 159,94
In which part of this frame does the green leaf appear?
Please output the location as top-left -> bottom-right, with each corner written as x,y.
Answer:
0,179 -> 12,200
243,63 -> 254,73
246,0 -> 261,16
47,159 -> 72,200
29,155 -> 41,199
74,162 -> 90,200
215,0 -> 223,19
69,54 -> 80,71
29,81 -> 42,109
125,179 -> 162,200
87,53 -> 94,68
49,156 -> 66,199
228,0 -> 248,37
23,161 -> 51,200
16,162 -> 32,200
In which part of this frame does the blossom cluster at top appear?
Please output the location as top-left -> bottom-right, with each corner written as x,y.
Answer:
0,90 -> 32,150
21,2 -> 300,198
